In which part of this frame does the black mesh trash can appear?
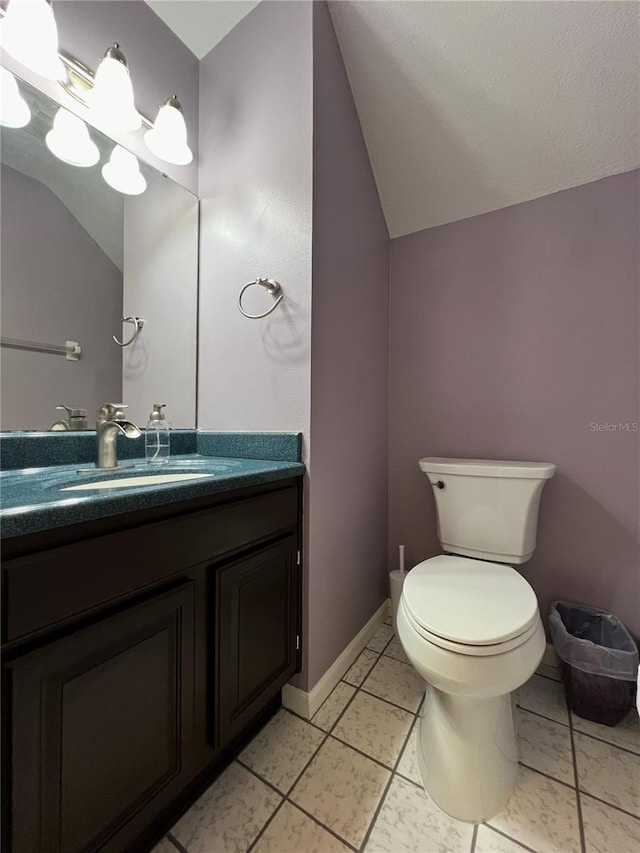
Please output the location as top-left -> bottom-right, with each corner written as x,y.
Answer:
549,601 -> 639,726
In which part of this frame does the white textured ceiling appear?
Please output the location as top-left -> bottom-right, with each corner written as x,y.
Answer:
145,0 -> 259,59
146,0 -> 640,237
328,1 -> 640,237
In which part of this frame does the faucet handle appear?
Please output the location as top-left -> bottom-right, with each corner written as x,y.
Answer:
97,403 -> 128,422
57,404 -> 87,418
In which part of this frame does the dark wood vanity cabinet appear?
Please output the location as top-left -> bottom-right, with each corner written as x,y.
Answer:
1,478 -> 302,853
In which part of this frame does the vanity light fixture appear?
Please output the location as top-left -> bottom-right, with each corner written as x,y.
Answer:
102,145 -> 147,195
144,96 -> 193,166
45,107 -> 99,168
0,67 -> 31,128
0,0 -> 64,80
88,44 -> 141,133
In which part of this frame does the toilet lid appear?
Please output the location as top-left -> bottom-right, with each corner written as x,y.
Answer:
402,555 -> 539,646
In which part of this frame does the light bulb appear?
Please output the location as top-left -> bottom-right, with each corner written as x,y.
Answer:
45,108 -> 99,167
0,0 -> 65,80
89,44 -> 141,132
144,96 -> 192,165
0,68 -> 31,128
102,145 -> 146,195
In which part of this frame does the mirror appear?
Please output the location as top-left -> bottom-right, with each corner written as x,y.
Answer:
0,74 -> 198,431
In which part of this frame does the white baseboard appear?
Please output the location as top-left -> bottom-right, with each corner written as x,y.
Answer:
282,599 -> 389,719
537,643 -> 562,680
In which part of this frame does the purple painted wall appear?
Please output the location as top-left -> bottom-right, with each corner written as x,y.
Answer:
1,1 -> 199,192
1,165 -> 122,429
306,1 -> 390,688
389,170 -> 640,638
197,1 -> 313,438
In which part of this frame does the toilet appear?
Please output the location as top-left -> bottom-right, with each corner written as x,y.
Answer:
397,456 -> 556,823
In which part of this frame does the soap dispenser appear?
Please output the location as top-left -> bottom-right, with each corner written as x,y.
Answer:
145,404 -> 170,465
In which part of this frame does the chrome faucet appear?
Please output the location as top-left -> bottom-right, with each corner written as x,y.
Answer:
95,403 -> 141,469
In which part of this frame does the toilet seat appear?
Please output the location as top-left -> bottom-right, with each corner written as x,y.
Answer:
402,555 -> 539,656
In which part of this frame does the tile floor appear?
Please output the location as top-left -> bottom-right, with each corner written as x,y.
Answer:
154,620 -> 640,853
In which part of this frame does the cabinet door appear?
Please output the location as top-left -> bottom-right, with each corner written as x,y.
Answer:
6,582 -> 194,853
216,537 -> 298,745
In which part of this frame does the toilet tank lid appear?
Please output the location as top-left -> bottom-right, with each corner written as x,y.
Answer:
419,457 -> 556,479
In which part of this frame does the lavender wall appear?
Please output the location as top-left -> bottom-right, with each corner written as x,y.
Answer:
306,1 -> 390,688
1,165 -> 122,429
122,174 -> 198,428
389,170 -> 640,638
1,1 -> 199,192
197,1 -> 313,439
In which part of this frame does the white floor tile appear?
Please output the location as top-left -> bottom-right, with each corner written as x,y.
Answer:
333,690 -> 413,768
396,717 -> 422,786
312,682 -> 356,732
488,765 -> 581,853
475,824 -> 531,852
150,838 -> 177,853
383,635 -> 410,665
290,737 -> 390,847
252,802 -> 351,853
574,732 -> 640,816
367,623 -> 394,652
516,707 -> 575,784
581,793 -> 640,853
172,762 -> 281,853
362,655 -> 424,713
364,774 -> 474,853
239,709 -> 325,794
344,649 -> 380,687
516,675 -> 569,725
572,709 -> 640,755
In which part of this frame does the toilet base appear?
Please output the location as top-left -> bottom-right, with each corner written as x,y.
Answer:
417,685 -> 517,823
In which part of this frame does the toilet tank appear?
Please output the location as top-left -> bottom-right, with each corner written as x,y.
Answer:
419,457 -> 556,564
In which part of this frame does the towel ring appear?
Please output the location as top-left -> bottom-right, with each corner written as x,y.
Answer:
238,278 -> 283,319
113,317 -> 145,347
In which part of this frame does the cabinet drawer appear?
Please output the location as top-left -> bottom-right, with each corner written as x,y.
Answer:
3,486 -> 298,644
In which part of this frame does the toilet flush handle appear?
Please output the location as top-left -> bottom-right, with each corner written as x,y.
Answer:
431,480 -> 446,490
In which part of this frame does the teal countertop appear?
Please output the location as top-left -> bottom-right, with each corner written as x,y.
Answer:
0,454 -> 304,539
0,438 -> 304,539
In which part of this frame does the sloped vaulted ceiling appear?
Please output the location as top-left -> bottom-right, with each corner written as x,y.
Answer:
147,0 -> 640,238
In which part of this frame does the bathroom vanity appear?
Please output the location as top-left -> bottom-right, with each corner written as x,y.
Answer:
1,438 -> 304,853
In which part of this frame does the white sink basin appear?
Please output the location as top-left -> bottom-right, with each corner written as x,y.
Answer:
61,472 -> 211,491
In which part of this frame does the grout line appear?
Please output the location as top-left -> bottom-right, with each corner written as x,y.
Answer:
326,682 -> 362,736
359,686 -> 421,716
469,823 -> 478,853
534,671 -> 563,683
343,650 -> 381,688
516,703 -> 570,728
329,732 -> 401,773
166,832 -> 189,853
245,799 -> 286,853
357,694 -> 420,852
517,761 -> 576,791
578,791 -> 640,822
281,705 -> 326,733
237,759 -> 289,798
571,726 -> 640,758
482,823 -> 538,852
284,800 -> 359,852
566,688 -> 587,853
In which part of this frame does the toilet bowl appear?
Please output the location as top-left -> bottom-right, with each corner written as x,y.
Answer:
398,457 -> 555,822
398,555 -> 545,822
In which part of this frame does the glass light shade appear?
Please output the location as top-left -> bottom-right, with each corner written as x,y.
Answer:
144,96 -> 192,165
89,45 -> 141,132
45,108 -> 99,167
101,145 -> 146,195
0,68 -> 31,128
0,0 -> 65,80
